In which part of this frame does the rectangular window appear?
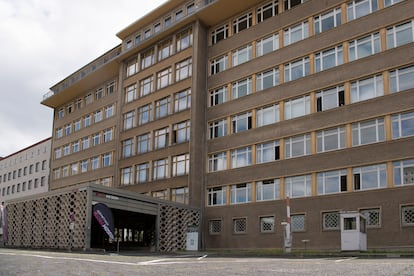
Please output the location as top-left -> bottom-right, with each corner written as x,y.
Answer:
63,144 -> 70,156
171,187 -> 188,204
173,120 -> 190,144
233,218 -> 247,234
85,93 -> 92,105
152,190 -> 168,200
317,126 -> 346,153
231,146 -> 252,169
62,166 -> 69,178
73,120 -> 81,132
95,88 -> 103,101
232,45 -> 252,67
58,108 -> 64,119
284,95 -> 310,120
136,163 -> 150,183
350,74 -> 383,103
349,32 -> 380,61
209,219 -> 223,234
256,34 -> 279,57
314,7 -> 341,34
284,57 -> 310,82
157,67 -> 172,89
260,216 -> 275,233
158,38 -> 173,61
82,137 -> 90,150
384,0 -> 402,7
94,110 -> 102,123
208,152 -> 227,172
284,0 -> 306,10
208,187 -> 227,206
401,205 -> 414,226
155,97 -> 171,119
390,65 -> 414,93
172,153 -> 190,176
256,179 -> 280,201
284,21 -> 309,46
360,208 -> 381,228
125,84 -> 137,103
176,28 -> 193,52
91,156 -> 100,170
233,13 -> 252,34
175,9 -> 183,20
141,48 -> 155,70
316,86 -> 345,112
256,104 -> 280,127
256,68 -> 279,91
103,128 -> 113,143
209,119 -> 227,139
352,118 -> 385,146
257,1 -> 278,23
137,133 -> 151,154
392,111 -> 414,139
106,81 -> 115,95
174,88 -> 191,112
64,124 -> 71,136
123,111 -> 135,130
138,104 -> 152,125
256,141 -> 280,163
232,77 -> 252,99
175,58 -> 192,82
74,98 -> 82,110
285,134 -> 311,159
102,152 -> 112,167
56,127 -> 63,139
231,183 -> 252,204
315,46 -> 343,72
140,76 -> 154,97
291,214 -> 306,232
121,167 -> 133,185
72,141 -> 80,153
317,170 -> 347,195
322,211 -> 340,230
122,138 -> 134,158
347,0 -> 378,22
353,163 -> 387,191
84,114 -> 91,127
232,112 -> 252,133
387,21 -> 414,49
154,127 -> 169,150
393,159 -> 414,186
285,175 -> 312,198
210,86 -> 228,106
153,159 -> 169,180
154,22 -> 161,33
211,24 -> 228,45
210,55 -> 228,75
81,160 -> 88,173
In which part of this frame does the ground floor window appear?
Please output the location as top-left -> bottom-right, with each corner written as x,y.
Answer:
291,214 -> 306,232
233,217 -> 247,234
360,208 -> 381,228
402,205 -> 414,226
260,216 -> 275,233
209,220 -> 222,234
322,211 -> 340,230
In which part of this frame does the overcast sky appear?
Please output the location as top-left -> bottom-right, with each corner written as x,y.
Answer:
0,0 -> 167,157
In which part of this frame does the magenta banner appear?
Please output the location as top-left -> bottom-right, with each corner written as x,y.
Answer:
93,203 -> 114,240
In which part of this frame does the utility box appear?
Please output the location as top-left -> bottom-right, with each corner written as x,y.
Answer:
186,225 -> 199,251
340,211 -> 367,251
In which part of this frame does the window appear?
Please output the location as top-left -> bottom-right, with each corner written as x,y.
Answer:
209,119 -> 227,139
208,187 -> 227,206
401,205 -> 414,226
390,65 -> 414,93
92,133 -> 101,147
80,160 -> 88,173
232,77 -> 252,99
211,24 -> 228,45
158,38 -> 173,61
56,127 -> 63,139
85,93 -> 93,105
70,163 -> 78,176
172,187 -> 188,204
63,144 -> 70,156
155,97 -> 171,119
285,95 -> 310,121
175,58 -> 192,82
231,146 -> 252,168
58,108 -> 64,119
140,76 -> 154,97
256,104 -> 280,127
157,67 -> 172,89
347,0 -> 378,22
256,179 -> 280,201
64,124 -> 71,136
174,88 -> 191,112
135,34 -> 141,45
102,153 -> 112,167
208,152 -> 227,172
256,68 -> 280,91
175,9 -> 183,20
154,127 -> 169,150
233,13 -> 252,34
73,120 -> 81,132
210,86 -> 228,106
284,0 -> 306,10
209,220 -> 222,234
210,55 -> 228,75
257,1 -> 278,23
103,128 -> 113,143
153,159 -> 169,180
257,34 -> 279,57
176,28 -> 193,52
42,160 -> 47,170
317,170 -> 347,195
232,45 -> 252,67
353,164 -> 387,191
136,163 -> 150,183
66,104 -> 73,114
233,218 -> 247,233
95,88 -> 103,100
394,159 -> 414,186
172,153 -> 190,176
121,167 -> 133,185
122,138 -> 134,158
152,190 -> 168,200
125,84 -> 137,103
231,183 -> 252,204
260,216 -> 275,233
360,208 -> 381,228
384,0 -> 402,7
232,112 -> 252,133
137,133 -> 151,154
173,120 -> 190,144
349,33 -> 380,61
350,74 -> 383,103
91,156 -> 100,170
316,86 -> 345,112
123,111 -> 135,130
74,98 -> 82,110
285,175 -> 312,198
314,8 -> 341,34
387,21 -> 414,49
106,81 -> 115,95
154,22 -> 161,33
315,46 -> 343,72
317,126 -> 346,153
285,134 -> 311,159
322,211 -> 340,230
141,48 -> 155,70
62,166 -> 69,178
94,110 -> 102,123
84,114 -> 91,127
256,141 -> 280,163
72,141 -> 80,153
352,118 -> 385,146
138,104 -> 152,125
284,22 -> 309,46
105,105 -> 114,119
392,111 -> 414,139
291,214 -> 306,232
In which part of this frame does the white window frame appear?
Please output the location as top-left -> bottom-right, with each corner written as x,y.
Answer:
284,57 -> 310,82
231,146 -> 252,169
386,20 -> 414,49
209,119 -> 227,139
256,34 -> 279,57
352,118 -> 385,146
210,86 -> 228,106
390,65 -> 414,93
233,13 -> 252,34
210,55 -> 228,75
315,46 -> 343,72
314,7 -> 341,34
257,1 -> 278,23
316,86 -> 345,112
283,21 -> 309,46
256,68 -> 279,91
316,126 -> 346,153
230,183 -> 252,204
232,112 -> 252,133
208,152 -> 227,172
284,95 -> 310,120
256,179 -> 280,201
256,104 -> 280,127
285,175 -> 312,198
232,77 -> 252,99
348,32 -> 381,61
317,169 -> 347,195
232,45 -> 252,67
392,111 -> 414,139
393,159 -> 414,186
285,134 -> 311,159
353,163 -> 387,191
350,74 -> 383,103
256,141 -> 280,163
347,0 -> 378,22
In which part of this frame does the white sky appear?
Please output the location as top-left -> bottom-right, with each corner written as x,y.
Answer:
0,0 -> 167,157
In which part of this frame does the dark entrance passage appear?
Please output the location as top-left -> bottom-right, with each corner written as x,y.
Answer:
91,208 -> 156,252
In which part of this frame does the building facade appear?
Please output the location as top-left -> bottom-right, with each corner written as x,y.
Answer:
41,0 -> 414,251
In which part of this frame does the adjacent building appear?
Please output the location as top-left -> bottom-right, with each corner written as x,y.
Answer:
38,0 -> 414,251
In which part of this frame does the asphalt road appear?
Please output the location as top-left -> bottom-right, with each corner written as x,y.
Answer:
0,248 -> 413,275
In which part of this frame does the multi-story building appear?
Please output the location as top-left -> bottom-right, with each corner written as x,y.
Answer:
40,0 -> 414,251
